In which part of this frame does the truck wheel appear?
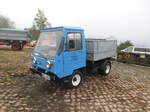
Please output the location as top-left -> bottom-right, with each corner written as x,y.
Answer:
64,71 -> 82,88
20,43 -> 24,50
11,42 -> 21,51
99,60 -> 111,76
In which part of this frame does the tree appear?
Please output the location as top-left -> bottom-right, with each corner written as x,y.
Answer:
0,15 -> 15,28
32,9 -> 51,29
30,9 -> 51,40
117,40 -> 133,51
30,29 -> 40,40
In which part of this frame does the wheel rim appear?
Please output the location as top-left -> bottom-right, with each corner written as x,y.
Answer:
72,74 -> 81,87
105,64 -> 110,74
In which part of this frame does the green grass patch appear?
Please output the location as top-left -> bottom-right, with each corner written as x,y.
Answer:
0,55 -> 9,63
0,66 -> 18,72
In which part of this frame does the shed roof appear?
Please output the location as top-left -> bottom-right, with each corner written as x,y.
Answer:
134,48 -> 150,52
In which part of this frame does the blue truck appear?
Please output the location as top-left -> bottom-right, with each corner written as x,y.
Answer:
30,26 -> 117,88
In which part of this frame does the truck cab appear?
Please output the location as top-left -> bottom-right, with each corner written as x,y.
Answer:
31,27 -> 86,87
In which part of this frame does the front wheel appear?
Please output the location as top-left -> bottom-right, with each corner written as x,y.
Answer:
63,71 -> 82,88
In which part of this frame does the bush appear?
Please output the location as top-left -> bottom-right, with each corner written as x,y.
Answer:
117,40 -> 133,51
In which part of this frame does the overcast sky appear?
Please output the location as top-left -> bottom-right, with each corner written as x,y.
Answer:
0,0 -> 150,46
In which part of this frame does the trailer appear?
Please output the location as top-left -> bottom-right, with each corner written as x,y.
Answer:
0,29 -> 30,50
30,26 -> 117,88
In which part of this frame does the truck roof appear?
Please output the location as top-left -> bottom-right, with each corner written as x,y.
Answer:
0,28 -> 28,33
41,26 -> 84,32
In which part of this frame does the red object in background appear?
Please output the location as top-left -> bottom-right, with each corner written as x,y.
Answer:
23,40 -> 37,47
0,40 -> 27,50
0,41 -> 10,45
30,40 -> 37,47
25,42 -> 30,46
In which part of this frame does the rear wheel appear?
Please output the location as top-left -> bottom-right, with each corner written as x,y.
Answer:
99,60 -> 111,76
63,71 -> 82,88
11,41 -> 22,51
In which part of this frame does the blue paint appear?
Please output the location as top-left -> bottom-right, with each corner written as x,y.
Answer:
31,26 -> 86,78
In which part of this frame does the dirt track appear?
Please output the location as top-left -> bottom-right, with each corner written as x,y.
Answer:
0,48 -> 150,112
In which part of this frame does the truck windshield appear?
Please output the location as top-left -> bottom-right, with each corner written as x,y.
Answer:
33,30 -> 63,59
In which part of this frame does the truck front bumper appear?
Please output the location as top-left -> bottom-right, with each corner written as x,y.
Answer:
30,66 -> 51,80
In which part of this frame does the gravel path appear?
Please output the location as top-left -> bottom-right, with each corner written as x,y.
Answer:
0,61 -> 150,112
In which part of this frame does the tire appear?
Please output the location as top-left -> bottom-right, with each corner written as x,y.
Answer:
64,71 -> 82,88
99,60 -> 111,76
11,42 -> 22,51
20,43 -> 24,50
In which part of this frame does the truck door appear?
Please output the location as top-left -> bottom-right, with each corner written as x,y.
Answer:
63,32 -> 85,76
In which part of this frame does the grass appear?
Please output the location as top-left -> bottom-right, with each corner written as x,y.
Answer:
0,47 -> 32,72
0,55 -> 9,63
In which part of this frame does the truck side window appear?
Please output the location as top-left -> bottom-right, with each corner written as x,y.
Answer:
75,33 -> 82,49
67,33 -> 82,50
68,33 -> 75,49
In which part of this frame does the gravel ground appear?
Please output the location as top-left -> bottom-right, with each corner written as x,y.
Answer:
0,48 -> 150,112
111,61 -> 150,84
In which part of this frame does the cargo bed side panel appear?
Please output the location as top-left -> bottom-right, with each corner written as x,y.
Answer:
86,39 -> 117,61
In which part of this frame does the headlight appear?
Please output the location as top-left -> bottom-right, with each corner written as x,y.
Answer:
32,57 -> 37,64
46,61 -> 53,68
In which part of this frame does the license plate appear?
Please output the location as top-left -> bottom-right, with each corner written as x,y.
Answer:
42,73 -> 50,80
